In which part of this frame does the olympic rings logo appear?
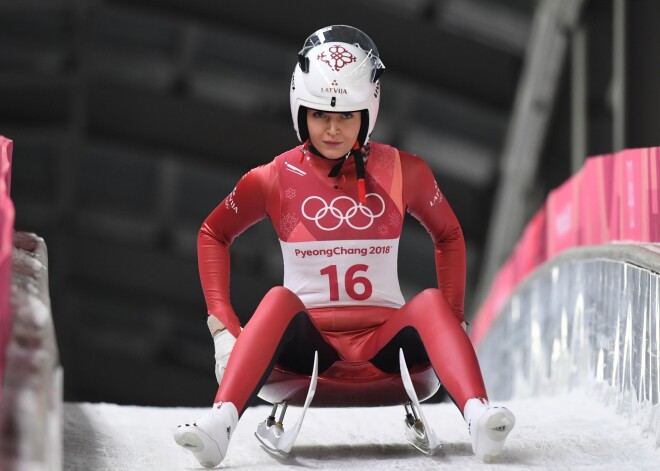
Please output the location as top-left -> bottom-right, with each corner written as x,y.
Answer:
301,194 -> 385,231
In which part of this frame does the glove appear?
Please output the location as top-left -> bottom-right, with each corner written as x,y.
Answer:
213,329 -> 237,385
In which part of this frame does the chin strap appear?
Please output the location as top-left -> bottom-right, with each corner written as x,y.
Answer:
327,141 -> 367,204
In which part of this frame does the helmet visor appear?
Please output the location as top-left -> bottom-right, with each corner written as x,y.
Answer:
299,25 -> 384,82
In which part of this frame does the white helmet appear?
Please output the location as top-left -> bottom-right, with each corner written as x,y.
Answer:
290,25 -> 385,145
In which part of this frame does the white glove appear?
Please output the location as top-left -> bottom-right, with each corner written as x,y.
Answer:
213,329 -> 237,385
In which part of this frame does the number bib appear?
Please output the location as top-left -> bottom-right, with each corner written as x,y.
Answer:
275,143 -> 406,309
280,238 -> 405,308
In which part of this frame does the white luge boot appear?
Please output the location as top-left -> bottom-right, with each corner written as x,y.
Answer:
174,402 -> 239,468
463,398 -> 515,463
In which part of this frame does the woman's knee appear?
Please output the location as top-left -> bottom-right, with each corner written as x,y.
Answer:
263,286 -> 304,307
253,286 -> 307,323
404,288 -> 456,322
410,288 -> 445,308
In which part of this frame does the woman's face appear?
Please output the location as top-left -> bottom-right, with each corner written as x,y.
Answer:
306,109 -> 362,159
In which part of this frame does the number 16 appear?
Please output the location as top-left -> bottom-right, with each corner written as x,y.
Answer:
320,264 -> 373,301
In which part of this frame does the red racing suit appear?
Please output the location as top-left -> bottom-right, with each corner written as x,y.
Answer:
198,142 -> 487,412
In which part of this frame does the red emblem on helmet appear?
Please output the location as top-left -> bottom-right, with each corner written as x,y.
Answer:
317,45 -> 357,72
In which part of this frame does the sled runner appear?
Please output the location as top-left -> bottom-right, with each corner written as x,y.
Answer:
255,349 -> 441,455
399,348 -> 440,454
255,352 -> 319,453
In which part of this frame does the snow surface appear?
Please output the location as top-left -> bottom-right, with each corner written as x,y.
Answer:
63,388 -> 659,470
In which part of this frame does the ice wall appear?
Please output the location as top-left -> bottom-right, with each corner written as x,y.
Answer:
476,243 -> 660,445
0,232 -> 62,471
473,146 -> 660,445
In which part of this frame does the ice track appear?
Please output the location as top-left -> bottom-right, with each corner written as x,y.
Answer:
63,388 -> 659,470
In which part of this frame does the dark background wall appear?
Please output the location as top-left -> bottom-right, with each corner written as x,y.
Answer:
0,0 -> 657,406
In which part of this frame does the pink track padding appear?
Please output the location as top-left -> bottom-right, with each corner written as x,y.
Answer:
649,148 -> 660,240
579,154 -> 614,245
0,136 -> 15,404
514,208 -> 547,280
610,147 -> 660,242
471,258 -> 516,346
472,146 -> 660,346
546,171 -> 581,259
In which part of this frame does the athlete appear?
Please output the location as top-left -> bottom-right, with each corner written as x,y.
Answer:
174,25 -> 515,468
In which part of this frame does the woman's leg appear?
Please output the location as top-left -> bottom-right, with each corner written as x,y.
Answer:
364,288 -> 487,413
174,286 -> 340,467
214,286 -> 340,414
368,289 -> 515,461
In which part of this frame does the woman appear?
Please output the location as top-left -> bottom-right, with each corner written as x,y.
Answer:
174,25 -> 514,468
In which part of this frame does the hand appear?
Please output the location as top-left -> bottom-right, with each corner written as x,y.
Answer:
213,329 -> 237,384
